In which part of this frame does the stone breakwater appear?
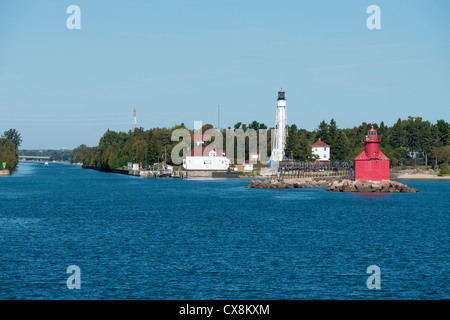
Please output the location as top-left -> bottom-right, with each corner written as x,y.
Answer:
326,179 -> 419,193
246,179 -> 330,189
246,178 -> 420,193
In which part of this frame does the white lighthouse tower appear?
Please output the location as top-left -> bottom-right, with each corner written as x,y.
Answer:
270,88 -> 287,162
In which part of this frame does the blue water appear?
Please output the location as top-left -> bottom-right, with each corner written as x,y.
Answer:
0,162 -> 448,299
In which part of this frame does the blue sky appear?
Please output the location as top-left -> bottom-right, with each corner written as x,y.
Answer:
1,0 -> 449,149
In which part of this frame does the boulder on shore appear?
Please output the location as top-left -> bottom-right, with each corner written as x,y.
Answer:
325,179 -> 419,193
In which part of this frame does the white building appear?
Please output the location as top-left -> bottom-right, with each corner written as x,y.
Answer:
310,138 -> 330,162
183,146 -> 230,171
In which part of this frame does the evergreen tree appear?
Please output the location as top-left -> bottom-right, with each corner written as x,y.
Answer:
389,118 -> 406,149
295,133 -> 316,161
332,130 -> 350,161
420,121 -> 433,165
405,117 -> 421,151
436,119 -> 449,145
328,118 -> 337,145
316,120 -> 329,144
285,124 -> 298,160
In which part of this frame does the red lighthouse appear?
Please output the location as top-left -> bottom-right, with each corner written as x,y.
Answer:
354,126 -> 390,181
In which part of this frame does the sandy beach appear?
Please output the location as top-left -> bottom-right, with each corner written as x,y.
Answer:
396,174 -> 450,180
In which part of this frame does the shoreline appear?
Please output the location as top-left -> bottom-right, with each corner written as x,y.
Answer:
0,169 -> 11,176
396,174 -> 450,180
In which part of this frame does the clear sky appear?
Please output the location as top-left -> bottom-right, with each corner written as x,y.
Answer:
1,0 -> 449,149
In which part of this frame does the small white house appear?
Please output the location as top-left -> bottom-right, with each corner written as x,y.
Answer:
183,146 -> 230,171
311,138 -> 330,162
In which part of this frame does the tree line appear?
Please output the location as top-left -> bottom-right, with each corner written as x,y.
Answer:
19,149 -> 73,161
70,117 -> 450,170
0,129 -> 21,172
285,116 -> 449,166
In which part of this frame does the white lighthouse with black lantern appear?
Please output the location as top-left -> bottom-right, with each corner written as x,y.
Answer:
270,88 -> 287,162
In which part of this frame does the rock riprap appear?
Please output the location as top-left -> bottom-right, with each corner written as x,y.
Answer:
246,178 -> 420,193
325,179 -> 419,193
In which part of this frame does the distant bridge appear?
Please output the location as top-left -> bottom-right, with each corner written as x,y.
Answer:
19,155 -> 51,161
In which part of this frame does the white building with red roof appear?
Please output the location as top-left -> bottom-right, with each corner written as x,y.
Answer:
310,138 -> 330,162
182,146 -> 230,171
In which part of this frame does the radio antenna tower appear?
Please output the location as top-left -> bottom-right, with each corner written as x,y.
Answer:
132,108 -> 137,132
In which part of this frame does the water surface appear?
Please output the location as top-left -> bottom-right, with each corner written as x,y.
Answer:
0,162 -> 448,299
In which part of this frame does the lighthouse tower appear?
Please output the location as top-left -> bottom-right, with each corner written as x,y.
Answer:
354,126 -> 390,181
270,88 -> 287,162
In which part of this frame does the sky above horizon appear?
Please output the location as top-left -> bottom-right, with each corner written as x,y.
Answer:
1,0 -> 449,149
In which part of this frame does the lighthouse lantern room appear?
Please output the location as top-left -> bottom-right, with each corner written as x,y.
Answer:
354,126 -> 390,181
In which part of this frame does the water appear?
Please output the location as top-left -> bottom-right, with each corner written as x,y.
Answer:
0,162 -> 448,299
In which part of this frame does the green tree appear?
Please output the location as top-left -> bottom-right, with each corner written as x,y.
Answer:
328,118 -> 337,145
404,116 -> 421,151
332,130 -> 350,161
2,129 -> 22,148
389,118 -> 406,149
316,120 -> 329,145
285,124 -> 298,159
436,119 -> 449,145
0,139 -> 19,171
296,133 -> 316,161
98,129 -> 129,150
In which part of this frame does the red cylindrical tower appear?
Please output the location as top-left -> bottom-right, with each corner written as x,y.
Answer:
364,126 -> 381,159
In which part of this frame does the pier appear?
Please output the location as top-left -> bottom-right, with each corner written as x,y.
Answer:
81,165 -> 188,178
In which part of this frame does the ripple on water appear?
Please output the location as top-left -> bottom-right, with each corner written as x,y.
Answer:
0,162 -> 448,300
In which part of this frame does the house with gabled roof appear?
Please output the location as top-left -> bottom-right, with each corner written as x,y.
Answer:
310,138 -> 330,162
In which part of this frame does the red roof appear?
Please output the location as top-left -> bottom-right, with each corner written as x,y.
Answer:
186,146 -> 225,157
311,138 -> 330,147
355,150 -> 389,161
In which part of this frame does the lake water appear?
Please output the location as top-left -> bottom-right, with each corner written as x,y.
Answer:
0,162 -> 448,299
